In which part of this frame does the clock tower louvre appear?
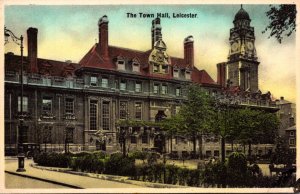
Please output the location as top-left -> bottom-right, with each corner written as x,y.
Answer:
227,5 -> 260,92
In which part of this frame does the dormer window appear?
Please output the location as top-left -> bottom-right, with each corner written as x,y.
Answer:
162,65 -> 168,73
153,64 -> 159,73
90,76 -> 97,86
173,69 -> 179,78
117,60 -> 125,71
132,62 -> 140,72
185,71 -> 191,80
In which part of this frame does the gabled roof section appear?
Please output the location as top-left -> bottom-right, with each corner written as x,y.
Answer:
191,67 -> 217,85
5,53 -> 80,77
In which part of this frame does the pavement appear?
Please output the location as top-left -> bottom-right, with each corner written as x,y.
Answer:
5,157 -> 186,189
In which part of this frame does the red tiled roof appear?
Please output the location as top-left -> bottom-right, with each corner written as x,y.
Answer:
6,43 -> 217,85
191,68 -> 217,85
78,43 -> 217,84
5,53 -> 80,77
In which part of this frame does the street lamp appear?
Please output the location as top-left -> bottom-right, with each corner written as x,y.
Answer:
5,26 -> 25,172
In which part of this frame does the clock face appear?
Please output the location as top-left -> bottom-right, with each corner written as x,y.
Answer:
231,42 -> 239,52
247,42 -> 254,50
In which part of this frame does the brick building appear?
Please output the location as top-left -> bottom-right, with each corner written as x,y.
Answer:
5,7 -> 282,156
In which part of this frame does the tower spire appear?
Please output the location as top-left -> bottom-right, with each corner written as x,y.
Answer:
241,4 -> 243,9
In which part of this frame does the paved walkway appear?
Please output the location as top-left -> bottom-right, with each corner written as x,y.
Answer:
5,158 -> 143,188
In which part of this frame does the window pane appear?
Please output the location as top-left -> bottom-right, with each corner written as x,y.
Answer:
18,96 -> 28,112
42,98 -> 52,113
153,84 -> 159,94
161,85 -> 167,94
176,88 -> 181,96
120,101 -> 128,119
102,78 -> 108,88
90,100 -> 97,130
65,98 -> 74,114
135,102 -> 142,120
91,76 -> 97,86
135,82 -> 141,92
120,81 -> 126,90
102,101 -> 110,130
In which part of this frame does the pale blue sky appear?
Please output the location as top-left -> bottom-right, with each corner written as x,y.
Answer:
4,4 -> 296,102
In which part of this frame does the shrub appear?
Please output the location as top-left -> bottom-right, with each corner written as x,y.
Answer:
104,153 -> 135,176
33,152 -> 71,168
165,164 -> 179,184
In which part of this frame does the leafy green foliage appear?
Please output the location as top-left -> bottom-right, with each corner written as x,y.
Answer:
33,152 -> 71,168
263,4 -> 297,43
271,137 -> 296,166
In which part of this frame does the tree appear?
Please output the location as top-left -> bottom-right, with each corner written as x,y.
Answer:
160,114 -> 185,154
212,103 -> 239,162
178,85 -> 215,159
263,4 -> 297,43
271,137 -> 295,167
234,109 -> 279,157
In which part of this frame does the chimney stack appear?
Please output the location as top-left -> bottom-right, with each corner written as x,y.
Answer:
184,36 -> 194,68
151,18 -> 162,48
217,62 -> 227,88
27,27 -> 38,73
98,15 -> 109,59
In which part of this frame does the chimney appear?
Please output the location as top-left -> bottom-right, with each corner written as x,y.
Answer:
151,18 -> 162,48
98,15 -> 109,59
184,36 -> 194,68
27,27 -> 38,73
217,62 -> 227,88
280,96 -> 284,100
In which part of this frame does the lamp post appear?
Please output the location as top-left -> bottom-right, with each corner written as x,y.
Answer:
5,26 -> 25,172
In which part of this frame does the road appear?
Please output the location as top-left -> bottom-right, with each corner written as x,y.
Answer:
5,173 -> 69,188
5,158 -> 144,188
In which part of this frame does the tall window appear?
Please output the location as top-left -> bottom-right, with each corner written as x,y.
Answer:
43,125 -> 52,143
102,101 -> 110,130
153,84 -> 159,94
18,96 -> 28,112
135,102 -> 142,120
42,97 -> 52,114
161,85 -> 167,95
131,136 -> 137,144
142,132 -> 148,144
65,98 -> 74,114
90,76 -> 97,86
120,80 -> 127,91
101,78 -> 108,88
90,100 -> 97,130
119,101 -> 128,119
66,128 -> 74,143
176,88 -> 181,96
135,82 -> 142,92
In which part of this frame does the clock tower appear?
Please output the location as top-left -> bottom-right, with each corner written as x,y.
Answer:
227,5 -> 260,92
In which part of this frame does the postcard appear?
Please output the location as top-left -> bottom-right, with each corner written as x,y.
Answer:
1,0 -> 299,193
